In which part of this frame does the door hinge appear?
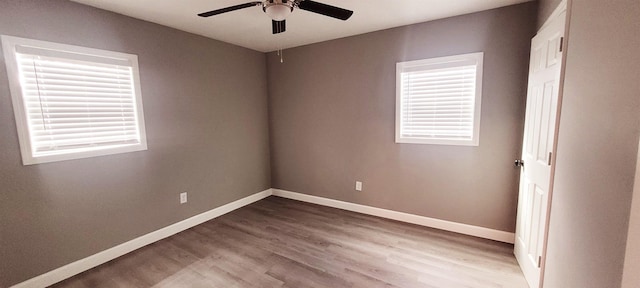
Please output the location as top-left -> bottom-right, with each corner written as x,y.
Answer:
548,152 -> 553,166
538,256 -> 542,268
559,37 -> 564,52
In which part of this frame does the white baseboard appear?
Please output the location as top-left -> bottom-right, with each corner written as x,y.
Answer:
11,189 -> 272,288
272,189 -> 515,244
13,187 -> 515,287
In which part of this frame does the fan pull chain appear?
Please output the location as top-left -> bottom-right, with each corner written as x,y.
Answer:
277,48 -> 284,63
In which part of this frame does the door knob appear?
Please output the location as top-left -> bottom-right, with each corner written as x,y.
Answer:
515,159 -> 525,167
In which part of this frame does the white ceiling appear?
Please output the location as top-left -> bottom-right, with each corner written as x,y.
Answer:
70,0 -> 533,52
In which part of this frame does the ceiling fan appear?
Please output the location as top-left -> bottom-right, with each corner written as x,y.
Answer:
197,0 -> 354,34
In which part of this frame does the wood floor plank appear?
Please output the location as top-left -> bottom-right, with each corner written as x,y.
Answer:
50,196 -> 528,288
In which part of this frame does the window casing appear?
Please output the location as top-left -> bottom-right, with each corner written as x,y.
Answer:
395,53 -> 483,146
1,35 -> 147,165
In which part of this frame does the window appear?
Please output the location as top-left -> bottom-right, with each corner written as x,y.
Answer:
1,36 -> 147,165
395,52 -> 483,146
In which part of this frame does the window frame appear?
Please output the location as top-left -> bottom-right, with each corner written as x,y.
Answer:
395,52 -> 483,146
1,35 -> 148,165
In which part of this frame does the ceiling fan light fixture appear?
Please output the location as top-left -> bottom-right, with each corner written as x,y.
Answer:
198,0 -> 354,36
264,3 -> 293,21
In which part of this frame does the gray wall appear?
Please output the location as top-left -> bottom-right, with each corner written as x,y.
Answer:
537,0 -> 562,28
267,3 -> 537,233
542,0 -> 640,287
0,0 -> 271,286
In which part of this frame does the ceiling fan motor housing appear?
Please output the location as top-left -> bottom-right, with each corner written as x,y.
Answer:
263,0 -> 295,21
197,0 -> 352,35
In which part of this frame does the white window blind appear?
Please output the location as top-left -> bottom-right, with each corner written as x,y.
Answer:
396,53 -> 483,146
2,36 -> 147,164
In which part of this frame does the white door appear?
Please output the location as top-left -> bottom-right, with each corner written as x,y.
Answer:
514,6 -> 566,288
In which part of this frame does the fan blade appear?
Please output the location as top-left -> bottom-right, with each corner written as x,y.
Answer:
297,0 -> 353,20
272,20 -> 286,34
198,2 -> 261,17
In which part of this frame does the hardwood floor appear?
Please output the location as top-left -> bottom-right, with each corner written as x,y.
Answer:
51,196 -> 528,288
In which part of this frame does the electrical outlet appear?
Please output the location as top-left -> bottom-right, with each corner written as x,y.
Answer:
180,192 -> 188,204
355,181 -> 363,191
